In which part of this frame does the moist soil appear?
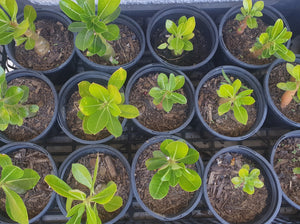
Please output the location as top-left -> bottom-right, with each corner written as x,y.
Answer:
15,19 -> 73,71
223,18 -> 274,65
129,73 -> 189,132
207,153 -> 269,223
0,148 -> 53,219
66,153 -> 130,223
135,143 -> 197,217
152,27 -> 209,66
268,62 -> 300,123
85,24 -> 140,66
198,75 -> 257,137
273,137 -> 300,206
3,77 -> 55,141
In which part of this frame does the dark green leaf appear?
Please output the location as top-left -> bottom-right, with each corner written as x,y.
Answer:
68,22 -> 87,32
59,0 -> 84,21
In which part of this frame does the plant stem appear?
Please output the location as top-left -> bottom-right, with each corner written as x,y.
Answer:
237,16 -> 249,35
280,79 -> 300,109
25,29 -> 50,57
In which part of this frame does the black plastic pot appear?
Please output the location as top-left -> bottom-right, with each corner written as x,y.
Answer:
5,9 -> 76,84
131,135 -> 204,221
203,145 -> 282,224
264,58 -> 300,128
219,5 -> 291,70
194,65 -> 267,141
0,69 -> 58,143
0,142 -> 58,224
146,6 -> 218,71
57,71 -> 127,144
270,130 -> 300,210
56,144 -> 132,224
125,63 -> 195,135
76,14 -> 145,73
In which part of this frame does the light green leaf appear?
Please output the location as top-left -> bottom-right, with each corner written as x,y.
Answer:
79,97 -> 100,116
93,20 -> 107,34
101,24 -> 119,41
68,189 -> 86,201
160,139 -> 173,156
108,84 -> 121,104
5,0 -> 18,19
118,105 -> 139,118
253,179 -> 264,188
108,102 -> 121,117
0,154 -> 12,168
108,68 -> 126,90
24,38 -> 35,50
252,1 -> 264,11
106,113 -> 122,137
78,81 -> 91,98
235,13 -> 244,21
166,141 -> 189,161
103,7 -> 120,24
174,75 -> 185,90
170,37 -> 184,52
44,175 -> 74,198
68,22 -> 87,32
91,181 -> 117,204
239,89 -> 253,97
149,172 -> 169,199
72,163 -> 92,189
246,17 -> 257,29
157,73 -> 168,90
250,168 -> 260,178
66,206 -> 84,224
59,0 -> 84,21
231,177 -> 243,186
243,184 -> 254,194
243,0 -> 252,13
239,96 -> 255,105
87,108 -> 109,134
178,168 -> 201,192
218,84 -> 234,98
169,92 -> 187,104
98,0 -> 121,20
178,16 -> 187,24
165,19 -> 177,34
162,98 -> 174,112
233,104 -> 248,125
259,33 -> 269,44
218,101 -> 231,116
145,157 -> 168,170
15,36 -> 27,46
86,204 -> 97,224
89,83 -> 109,101
24,5 -> 36,23
13,19 -> 29,38
0,107 -> 9,126
177,148 -> 199,164
0,8 -> 10,23
275,45 -> 295,62
75,28 -> 94,51
169,169 -> 179,187
183,39 -> 193,51
239,167 -> 249,178
181,16 -> 195,36
271,19 -> 284,40
158,43 -> 167,49
103,195 -> 123,212
66,203 -> 85,217
0,31 -> 14,45
0,165 -> 23,183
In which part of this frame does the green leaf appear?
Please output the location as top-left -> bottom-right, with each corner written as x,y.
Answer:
108,85 -> 121,104
178,168 -> 201,192
293,167 -> 300,174
178,16 -> 187,24
157,73 -> 168,90
169,169 -> 179,187
86,204 -> 97,224
118,105 -> 139,118
79,97 -> 100,116
239,167 -> 249,178
145,157 -> 168,170
166,141 -> 189,161
15,36 -> 27,46
66,197 -> 73,212
246,17 -> 257,29
218,101 -> 231,116
243,0 -> 252,13
91,181 -> 117,204
165,19 -> 177,34
108,102 -> 121,117
18,85 -> 29,103
170,37 -> 184,53
233,104 -> 248,125
24,5 -> 36,24
103,7 -> 120,24
0,107 -> 9,126
68,22 -> 87,32
72,163 -> 92,189
98,0 -> 121,20
13,19 -> 29,38
149,87 -> 163,100
24,38 -> 35,50
243,184 -> 254,194
93,20 -> 107,34
177,148 -> 199,164
0,31 -> 14,45
250,168 -> 260,178
158,43 -> 167,49
75,28 -> 94,51
89,83 -> 109,101
218,84 -> 233,98
253,179 -> 264,188
259,33 -> 269,44
149,172 -> 169,199
0,154 -> 12,168
271,19 -> 284,40
108,67 -> 127,90
239,96 -> 255,105
103,195 -> 123,212
68,189 -> 86,201
162,98 -> 174,112
0,8 -> 10,23
66,203 -> 85,217
235,13 -> 244,21
106,113 -> 122,137
160,139 -> 173,156
252,1 -> 264,11
174,75 -> 185,90
5,0 -> 18,19
0,165 -> 23,183
78,81 -> 91,98
231,177 -> 243,186
183,39 -> 193,51
169,92 -> 187,105
292,65 -> 300,81
87,108 -> 109,134
66,206 -> 84,224
275,45 -> 295,62
239,89 -> 253,97
102,24 -> 119,41
59,0 -> 84,21
181,16 -> 196,36
44,175 -> 74,198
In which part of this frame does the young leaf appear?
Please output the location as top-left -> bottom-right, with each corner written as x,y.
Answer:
90,181 -> 117,204
44,175 -> 74,198
177,148 -> 199,164
87,108 -> 109,134
66,206 -> 84,224
145,157 -> 168,170
86,204 -> 97,224
0,165 -> 23,183
106,114 -> 122,137
98,0 -> 120,20
108,67 -> 126,90
59,0 -> 84,21
72,163 -> 93,189
178,168 -> 201,192
68,189 -> 86,201
0,154 -> 12,168
165,141 -> 189,161
149,172 -> 169,199
233,104 -> 248,125
103,196 -> 123,212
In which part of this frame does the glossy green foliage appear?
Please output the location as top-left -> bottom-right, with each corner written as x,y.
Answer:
45,154 -> 123,224
231,164 -> 264,195
250,19 -> 295,62
157,16 -> 195,56
149,73 -> 187,112
217,70 -> 255,125
77,68 -> 139,137
0,154 -> 40,224
0,67 -> 39,131
145,139 -> 201,199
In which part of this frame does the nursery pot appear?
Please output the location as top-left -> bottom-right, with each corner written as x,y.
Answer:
131,135 -> 204,221
194,65 -> 267,141
219,5 -> 291,70
0,69 -> 58,143
0,142 -> 58,224
5,9 -> 76,84
125,63 -> 195,135
203,145 -> 282,224
76,14 -> 145,73
56,144 -> 132,224
270,130 -> 300,210
146,5 -> 218,71
57,71 -> 127,145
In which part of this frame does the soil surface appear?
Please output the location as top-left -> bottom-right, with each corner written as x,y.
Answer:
135,143 -> 197,217
223,18 -> 274,65
0,148 -> 53,219
129,73 -> 189,132
85,24 -> 140,66
66,153 -> 130,223
198,75 -> 257,137
207,153 -> 269,223
273,137 -> 300,206
268,62 -> 300,123
15,19 -> 74,71
3,77 -> 55,141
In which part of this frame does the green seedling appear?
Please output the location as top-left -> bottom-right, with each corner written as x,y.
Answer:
250,19 -> 295,62
145,139 -> 201,200
217,70 -> 255,125
231,164 -> 264,195
235,0 -> 264,34
157,16 -> 195,56
0,0 -> 50,56
293,167 -> 300,178
59,0 -> 121,64
0,154 -> 40,224
0,66 -> 39,131
77,68 -> 139,137
149,73 -> 187,113
277,63 -> 300,109
45,154 -> 122,224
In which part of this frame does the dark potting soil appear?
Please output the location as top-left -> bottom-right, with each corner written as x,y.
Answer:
268,62 -> 300,123
85,24 -> 140,66
135,143 -> 197,216
223,18 -> 274,65
66,153 -> 130,223
273,137 -> 300,206
3,77 -> 55,141
0,148 -> 53,219
198,75 -> 257,137
129,73 -> 189,132
15,19 -> 74,71
207,153 -> 269,223
152,27 -> 209,66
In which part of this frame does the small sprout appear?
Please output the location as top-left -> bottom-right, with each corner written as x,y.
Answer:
277,63 -> 300,109
278,159 -> 282,162
292,149 -> 298,154
292,158 -> 298,162
0,154 -> 40,224
250,19 -> 295,62
0,66 -> 39,131
231,164 -> 264,195
293,167 -> 300,176
157,16 -> 195,56
145,139 -> 201,200
217,70 -> 255,125
77,68 -> 139,137
235,0 -> 264,34
45,154 -> 122,224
